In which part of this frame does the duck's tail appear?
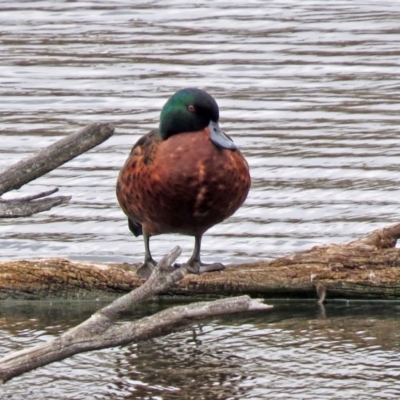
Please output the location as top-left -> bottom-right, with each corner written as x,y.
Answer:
128,218 -> 143,237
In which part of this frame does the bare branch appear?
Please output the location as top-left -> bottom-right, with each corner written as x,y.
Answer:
1,188 -> 59,202
0,246 -> 271,383
0,122 -> 115,196
349,221 -> 400,249
0,122 -> 114,217
0,195 -> 71,218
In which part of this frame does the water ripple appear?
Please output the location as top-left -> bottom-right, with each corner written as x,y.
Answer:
1,1 -> 400,397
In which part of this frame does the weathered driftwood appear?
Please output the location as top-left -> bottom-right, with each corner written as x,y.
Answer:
0,246 -> 270,384
1,221 -> 400,300
0,122 -> 114,217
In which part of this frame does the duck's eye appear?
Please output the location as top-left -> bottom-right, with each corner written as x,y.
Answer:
188,105 -> 196,113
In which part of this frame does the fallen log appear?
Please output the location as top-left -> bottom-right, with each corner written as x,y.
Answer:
0,122 -> 114,217
0,246 -> 270,383
1,221 -> 400,300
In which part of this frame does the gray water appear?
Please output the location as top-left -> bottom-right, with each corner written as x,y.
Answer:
1,1 -> 400,398
2,300 -> 400,399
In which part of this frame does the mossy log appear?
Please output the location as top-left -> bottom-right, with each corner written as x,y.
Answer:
1,221 -> 400,300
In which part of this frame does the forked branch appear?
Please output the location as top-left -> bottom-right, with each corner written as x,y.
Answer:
0,246 -> 271,383
0,122 -> 114,217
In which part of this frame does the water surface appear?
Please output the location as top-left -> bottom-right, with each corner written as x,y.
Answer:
1,300 -> 400,399
1,1 -> 400,398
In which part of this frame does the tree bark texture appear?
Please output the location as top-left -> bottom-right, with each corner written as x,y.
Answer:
1,222 -> 400,301
0,247 -> 270,383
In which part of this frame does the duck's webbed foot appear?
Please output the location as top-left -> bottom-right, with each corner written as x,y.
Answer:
136,259 -> 157,279
176,260 -> 225,275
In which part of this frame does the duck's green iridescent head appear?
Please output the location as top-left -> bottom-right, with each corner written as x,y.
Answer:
159,88 -> 237,151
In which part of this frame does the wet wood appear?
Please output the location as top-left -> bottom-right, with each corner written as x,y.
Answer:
0,247 -> 270,383
0,122 -> 114,217
1,221 -> 400,301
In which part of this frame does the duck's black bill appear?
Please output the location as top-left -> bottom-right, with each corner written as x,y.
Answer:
209,121 -> 237,151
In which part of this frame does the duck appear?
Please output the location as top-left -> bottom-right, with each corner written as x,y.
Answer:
116,88 -> 251,279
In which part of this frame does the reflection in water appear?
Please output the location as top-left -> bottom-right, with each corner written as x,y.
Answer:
1,0 -> 400,398
2,301 -> 400,399
126,334 -> 247,399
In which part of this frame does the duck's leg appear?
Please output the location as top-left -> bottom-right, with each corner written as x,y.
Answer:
136,230 -> 157,279
183,234 -> 225,274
